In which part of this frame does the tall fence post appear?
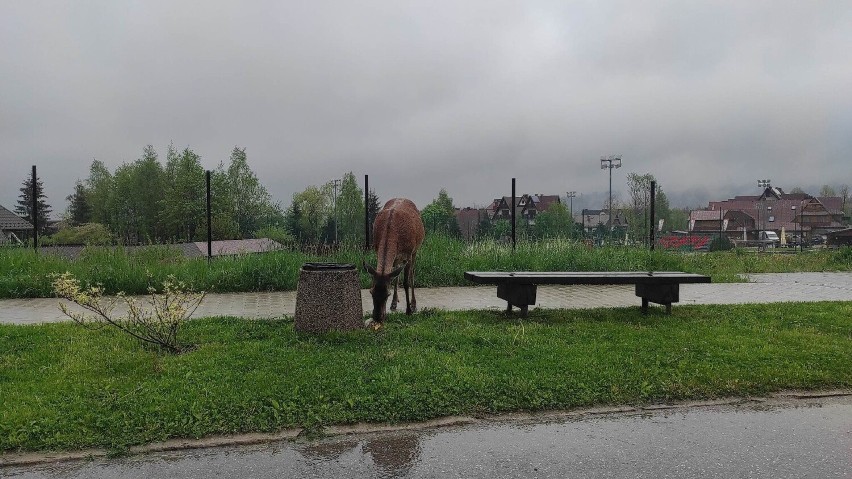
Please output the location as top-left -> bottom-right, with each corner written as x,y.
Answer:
649,180 -> 656,251
364,174 -> 370,251
511,178 -> 516,251
206,170 -> 212,262
32,165 -> 38,250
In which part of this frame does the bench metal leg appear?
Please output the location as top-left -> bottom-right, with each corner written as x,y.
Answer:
497,283 -> 536,318
636,283 -> 679,315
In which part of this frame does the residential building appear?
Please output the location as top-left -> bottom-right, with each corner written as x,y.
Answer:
0,204 -> 32,244
577,209 -> 629,234
690,187 -> 845,242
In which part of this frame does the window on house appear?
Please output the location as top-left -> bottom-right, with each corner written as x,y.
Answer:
769,216 -> 775,222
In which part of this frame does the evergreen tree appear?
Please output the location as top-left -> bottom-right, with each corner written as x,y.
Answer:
209,164 -> 240,240
421,188 -> 460,236
285,197 -> 304,242
15,172 -> 52,234
85,159 -> 113,225
367,189 -> 381,233
291,186 -> 329,244
134,145 -> 166,241
66,181 -> 91,226
533,202 -> 573,238
160,146 -> 205,241
336,172 -> 365,244
226,146 -> 272,238
110,162 -> 141,243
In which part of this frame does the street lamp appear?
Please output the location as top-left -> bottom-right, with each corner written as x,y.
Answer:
791,205 -> 797,251
601,155 -> 622,230
757,179 -> 771,249
566,191 -> 576,220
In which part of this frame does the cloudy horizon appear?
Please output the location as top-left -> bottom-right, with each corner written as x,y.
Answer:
2,1 -> 851,217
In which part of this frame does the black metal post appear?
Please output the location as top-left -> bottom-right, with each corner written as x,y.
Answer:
650,180 -> 656,251
364,174 -> 370,251
32,165 -> 38,250
511,178 -> 516,251
206,170 -> 212,262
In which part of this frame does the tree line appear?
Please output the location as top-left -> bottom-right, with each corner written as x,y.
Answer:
59,145 -> 282,244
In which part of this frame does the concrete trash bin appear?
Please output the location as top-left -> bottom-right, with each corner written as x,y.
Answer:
294,263 -> 364,333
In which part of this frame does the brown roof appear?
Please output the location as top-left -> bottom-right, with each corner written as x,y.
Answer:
690,210 -> 725,221
192,238 -> 283,256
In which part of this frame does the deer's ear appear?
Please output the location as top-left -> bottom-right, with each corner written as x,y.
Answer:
389,265 -> 404,278
364,261 -> 377,276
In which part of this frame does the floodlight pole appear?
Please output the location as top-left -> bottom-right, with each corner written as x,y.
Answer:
566,191 -> 576,218
600,155 -> 622,231
567,191 -> 576,237
757,179 -> 771,250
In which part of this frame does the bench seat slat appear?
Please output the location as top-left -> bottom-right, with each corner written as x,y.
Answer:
464,271 -> 711,285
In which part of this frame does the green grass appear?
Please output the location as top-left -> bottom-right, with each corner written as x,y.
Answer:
2,239 -> 851,298
1,302 -> 850,452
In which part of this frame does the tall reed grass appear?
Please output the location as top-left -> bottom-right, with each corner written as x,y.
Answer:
1,238 -> 850,298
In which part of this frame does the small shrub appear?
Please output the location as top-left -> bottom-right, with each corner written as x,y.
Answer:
43,223 -> 113,246
51,272 -> 204,354
708,236 -> 734,252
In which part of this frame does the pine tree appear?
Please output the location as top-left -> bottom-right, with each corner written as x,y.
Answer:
366,189 -> 381,242
66,181 -> 91,226
15,172 -> 52,234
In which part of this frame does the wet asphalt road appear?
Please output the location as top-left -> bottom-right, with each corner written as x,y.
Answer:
5,396 -> 851,479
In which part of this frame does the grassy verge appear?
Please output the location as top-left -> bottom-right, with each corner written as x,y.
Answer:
2,238 -> 851,298
1,302 -> 850,452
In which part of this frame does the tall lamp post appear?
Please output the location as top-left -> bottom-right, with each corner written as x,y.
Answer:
791,205 -> 797,251
601,155 -> 622,231
567,191 -> 576,235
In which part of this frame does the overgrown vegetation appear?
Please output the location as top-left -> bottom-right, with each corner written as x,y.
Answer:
2,238 -> 851,298
1,303 -> 850,452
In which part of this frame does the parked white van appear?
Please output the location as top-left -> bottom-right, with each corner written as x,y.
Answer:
759,231 -> 780,247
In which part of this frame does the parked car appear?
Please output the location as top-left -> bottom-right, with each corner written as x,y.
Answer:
759,231 -> 780,247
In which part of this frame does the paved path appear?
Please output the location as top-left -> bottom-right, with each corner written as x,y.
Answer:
7,395 -> 852,478
2,272 -> 852,325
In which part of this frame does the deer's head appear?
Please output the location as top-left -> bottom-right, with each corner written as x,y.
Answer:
364,262 -> 403,324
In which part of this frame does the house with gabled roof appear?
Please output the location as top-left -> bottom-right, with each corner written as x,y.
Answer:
489,194 -> 562,225
0,204 -> 32,244
577,209 -> 629,233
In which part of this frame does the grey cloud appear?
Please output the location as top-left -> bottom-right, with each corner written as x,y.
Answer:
1,1 -> 850,217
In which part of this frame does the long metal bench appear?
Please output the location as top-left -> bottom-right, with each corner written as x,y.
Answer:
464,271 -> 712,316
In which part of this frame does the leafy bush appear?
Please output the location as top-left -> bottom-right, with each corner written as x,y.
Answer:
44,223 -> 113,246
52,272 -> 204,354
254,226 -> 296,249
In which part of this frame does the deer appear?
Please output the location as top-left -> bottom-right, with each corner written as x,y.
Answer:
364,198 -> 425,330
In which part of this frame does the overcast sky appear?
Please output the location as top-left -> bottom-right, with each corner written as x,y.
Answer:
2,1 -> 851,216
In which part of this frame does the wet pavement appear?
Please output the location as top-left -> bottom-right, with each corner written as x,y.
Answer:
5,395 -> 851,478
2,272 -> 852,325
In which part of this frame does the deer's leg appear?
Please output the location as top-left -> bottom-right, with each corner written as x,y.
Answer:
404,259 -> 415,315
390,274 -> 399,311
